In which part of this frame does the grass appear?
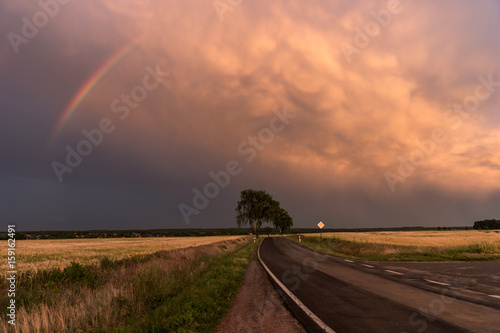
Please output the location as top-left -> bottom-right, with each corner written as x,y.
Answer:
0,237 -> 256,332
301,230 -> 500,247
119,239 -> 256,332
289,230 -> 500,261
0,235 -> 245,274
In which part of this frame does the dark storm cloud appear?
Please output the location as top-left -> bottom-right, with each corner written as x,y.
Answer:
1,0 -> 500,230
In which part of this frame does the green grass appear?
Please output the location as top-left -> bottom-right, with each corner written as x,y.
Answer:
117,239 -> 258,332
289,235 -> 500,261
0,237 -> 256,332
0,251 -> 161,313
0,262 -> 104,314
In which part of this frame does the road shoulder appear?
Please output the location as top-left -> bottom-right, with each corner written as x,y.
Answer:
216,243 -> 306,333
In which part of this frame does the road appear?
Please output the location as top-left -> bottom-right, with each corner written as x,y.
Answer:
258,237 -> 500,333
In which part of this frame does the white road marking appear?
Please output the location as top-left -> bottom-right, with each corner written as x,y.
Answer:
344,259 -> 354,263
488,295 -> 500,299
258,240 -> 337,333
384,269 -> 404,275
362,264 -> 374,268
425,279 -> 450,286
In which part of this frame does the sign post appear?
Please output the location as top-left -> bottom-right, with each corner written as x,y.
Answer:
317,221 -> 324,242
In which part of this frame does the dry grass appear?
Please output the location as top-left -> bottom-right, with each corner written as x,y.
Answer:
8,284 -> 125,332
295,230 -> 500,261
0,237 -> 252,332
0,236 -> 245,274
302,230 -> 500,247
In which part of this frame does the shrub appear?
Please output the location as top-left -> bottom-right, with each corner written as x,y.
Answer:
99,256 -> 114,269
473,219 -> 500,230
62,262 -> 101,287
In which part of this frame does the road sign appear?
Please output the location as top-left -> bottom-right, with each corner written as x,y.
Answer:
318,221 -> 324,241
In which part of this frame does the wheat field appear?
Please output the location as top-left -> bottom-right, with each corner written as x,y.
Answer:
303,230 -> 500,247
0,236 -> 252,332
0,236 -> 246,274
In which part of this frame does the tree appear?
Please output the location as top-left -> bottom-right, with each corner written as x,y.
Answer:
473,219 -> 500,230
236,189 -> 277,237
272,207 -> 293,235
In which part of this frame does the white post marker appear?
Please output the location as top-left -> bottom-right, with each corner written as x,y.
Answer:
299,235 -> 301,242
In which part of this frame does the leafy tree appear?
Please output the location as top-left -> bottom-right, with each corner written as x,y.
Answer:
272,207 -> 293,235
473,219 -> 500,230
235,189 -> 294,237
236,189 -> 277,237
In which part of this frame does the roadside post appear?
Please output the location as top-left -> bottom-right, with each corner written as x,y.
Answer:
318,221 -> 324,243
299,235 -> 301,242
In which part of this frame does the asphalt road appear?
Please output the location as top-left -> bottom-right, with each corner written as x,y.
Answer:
259,237 -> 500,333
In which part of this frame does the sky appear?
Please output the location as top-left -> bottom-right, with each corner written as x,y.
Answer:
1,0 -> 500,231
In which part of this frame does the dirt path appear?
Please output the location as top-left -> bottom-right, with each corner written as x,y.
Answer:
216,245 -> 306,333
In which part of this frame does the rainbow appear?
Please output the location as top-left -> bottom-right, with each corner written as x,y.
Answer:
47,41 -> 139,145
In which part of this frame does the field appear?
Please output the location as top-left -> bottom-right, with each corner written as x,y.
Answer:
302,230 -> 500,247
291,230 -> 500,261
0,235 -> 245,274
0,236 -> 255,332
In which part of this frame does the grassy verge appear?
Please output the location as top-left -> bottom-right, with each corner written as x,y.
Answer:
288,235 -> 500,261
118,239 -> 257,332
0,237 -> 256,332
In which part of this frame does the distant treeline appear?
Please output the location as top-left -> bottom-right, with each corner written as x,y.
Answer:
287,226 -> 470,234
0,228 -> 250,240
473,219 -> 500,230
0,225 -> 479,241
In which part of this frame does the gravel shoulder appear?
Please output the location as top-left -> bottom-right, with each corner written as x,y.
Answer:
216,244 -> 306,333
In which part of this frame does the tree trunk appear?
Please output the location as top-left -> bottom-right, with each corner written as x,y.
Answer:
253,220 -> 258,238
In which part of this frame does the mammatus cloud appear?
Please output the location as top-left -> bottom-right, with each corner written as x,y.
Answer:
1,0 -> 500,229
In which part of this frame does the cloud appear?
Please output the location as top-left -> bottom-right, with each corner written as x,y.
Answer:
1,0 -> 500,229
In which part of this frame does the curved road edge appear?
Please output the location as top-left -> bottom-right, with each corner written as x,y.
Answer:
258,238 -> 336,333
